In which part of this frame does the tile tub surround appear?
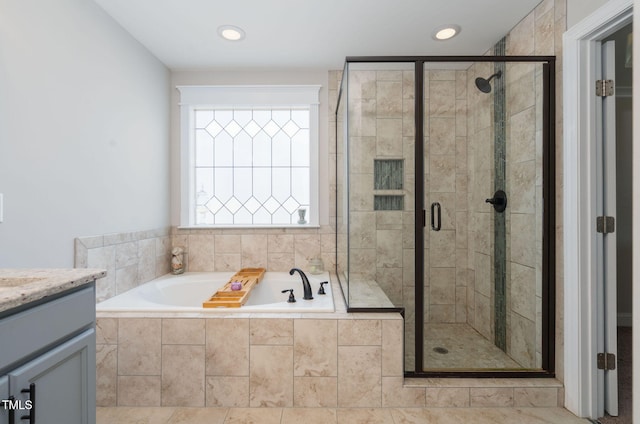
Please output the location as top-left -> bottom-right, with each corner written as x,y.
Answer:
75,227 -> 172,302
96,315 -> 404,408
75,225 -> 337,303
170,226 -> 337,276
96,277 -> 402,408
96,276 -> 564,410
95,314 -> 566,409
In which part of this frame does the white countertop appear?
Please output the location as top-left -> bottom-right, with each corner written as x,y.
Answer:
0,268 -> 106,313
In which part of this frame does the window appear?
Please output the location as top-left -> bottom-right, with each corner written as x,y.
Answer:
178,85 -> 320,227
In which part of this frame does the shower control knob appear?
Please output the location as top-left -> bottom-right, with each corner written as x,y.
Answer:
485,190 -> 507,213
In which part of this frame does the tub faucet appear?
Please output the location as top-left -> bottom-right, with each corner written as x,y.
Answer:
289,268 -> 313,300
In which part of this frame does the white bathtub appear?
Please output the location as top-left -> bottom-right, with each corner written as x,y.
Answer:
97,271 -> 334,313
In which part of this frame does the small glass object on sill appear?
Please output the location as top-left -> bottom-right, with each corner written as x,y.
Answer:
297,208 -> 307,224
308,257 -> 324,275
171,247 -> 185,275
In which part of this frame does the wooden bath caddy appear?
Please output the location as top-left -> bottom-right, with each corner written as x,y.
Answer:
202,267 -> 266,308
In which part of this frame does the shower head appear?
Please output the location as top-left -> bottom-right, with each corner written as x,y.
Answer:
475,70 -> 502,93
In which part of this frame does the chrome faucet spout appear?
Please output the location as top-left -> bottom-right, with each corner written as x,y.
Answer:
289,268 -> 313,300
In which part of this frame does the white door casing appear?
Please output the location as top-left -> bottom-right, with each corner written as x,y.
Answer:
563,0 -> 631,418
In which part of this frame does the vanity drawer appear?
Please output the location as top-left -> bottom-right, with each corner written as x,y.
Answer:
0,285 -> 95,372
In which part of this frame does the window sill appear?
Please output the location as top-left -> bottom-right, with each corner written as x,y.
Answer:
177,224 -> 321,230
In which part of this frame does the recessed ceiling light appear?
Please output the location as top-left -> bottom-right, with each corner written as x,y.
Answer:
432,25 -> 461,41
218,25 -> 245,41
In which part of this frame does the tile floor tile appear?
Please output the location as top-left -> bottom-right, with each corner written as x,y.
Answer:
96,406 -> 590,424
97,407 -> 175,424
223,407 -> 283,424
336,408 -> 394,424
165,407 -> 228,423
281,407 -> 337,424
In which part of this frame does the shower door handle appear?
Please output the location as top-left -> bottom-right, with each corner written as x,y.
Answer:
430,202 -> 441,231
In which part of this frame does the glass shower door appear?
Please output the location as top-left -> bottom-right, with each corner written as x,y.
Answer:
421,59 -> 547,371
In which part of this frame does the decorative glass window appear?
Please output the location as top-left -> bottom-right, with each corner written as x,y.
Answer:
178,85 -> 320,227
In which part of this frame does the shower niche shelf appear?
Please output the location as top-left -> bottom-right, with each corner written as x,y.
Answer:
374,159 -> 404,190
374,195 -> 404,211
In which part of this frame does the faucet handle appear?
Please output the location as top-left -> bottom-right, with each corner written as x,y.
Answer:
318,281 -> 328,295
281,289 -> 296,303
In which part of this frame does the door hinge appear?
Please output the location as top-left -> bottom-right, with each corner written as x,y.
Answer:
596,79 -> 614,97
596,216 -> 615,234
597,352 -> 616,370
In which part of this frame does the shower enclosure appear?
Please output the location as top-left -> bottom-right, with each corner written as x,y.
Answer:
335,53 -> 555,376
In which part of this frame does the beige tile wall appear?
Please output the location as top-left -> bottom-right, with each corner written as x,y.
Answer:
75,228 -> 172,302
465,0 -> 566,371
504,0 -> 565,369
466,60 -> 495,342
424,69 -> 469,328
340,67 -> 470,368
96,314 -> 563,408
342,68 -> 414,309
169,227 -> 336,274
96,315 -> 404,408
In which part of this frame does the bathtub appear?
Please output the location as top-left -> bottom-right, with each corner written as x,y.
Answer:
97,271 -> 334,313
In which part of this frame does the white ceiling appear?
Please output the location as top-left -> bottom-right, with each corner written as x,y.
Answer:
94,0 -> 543,70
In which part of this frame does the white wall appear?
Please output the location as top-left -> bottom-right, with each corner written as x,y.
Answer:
0,0 -> 171,267
170,69 -> 331,227
567,0 -> 613,28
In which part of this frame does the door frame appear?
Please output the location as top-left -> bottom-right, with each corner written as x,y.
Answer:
562,0 -> 632,418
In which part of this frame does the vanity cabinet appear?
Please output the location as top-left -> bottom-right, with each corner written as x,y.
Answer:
0,284 -> 96,424
0,377 -> 8,423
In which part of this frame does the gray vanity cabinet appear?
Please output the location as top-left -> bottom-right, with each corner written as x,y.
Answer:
0,377 -> 8,423
9,328 -> 95,424
0,284 -> 96,424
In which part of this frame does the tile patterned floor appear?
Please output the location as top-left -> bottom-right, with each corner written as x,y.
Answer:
97,406 -> 589,423
423,323 -> 523,370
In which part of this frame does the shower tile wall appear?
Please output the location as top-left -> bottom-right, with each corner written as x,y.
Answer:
345,68 -> 472,369
466,61 -> 495,343
339,66 -> 549,372
504,61 -> 542,369
507,0 -> 565,373
500,0 -> 558,368
466,59 -> 543,369
346,69 -> 415,309
423,69 -> 469,327
464,0 -> 562,370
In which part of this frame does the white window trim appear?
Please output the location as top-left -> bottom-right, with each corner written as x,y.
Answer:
177,85 -> 321,228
